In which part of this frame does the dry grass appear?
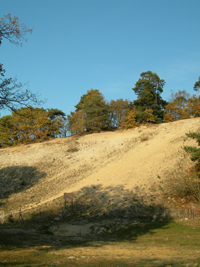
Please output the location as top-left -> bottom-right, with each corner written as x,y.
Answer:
157,153 -> 200,207
1,220 -> 200,266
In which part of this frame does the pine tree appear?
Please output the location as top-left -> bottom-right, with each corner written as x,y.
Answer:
74,89 -> 110,133
132,71 -> 167,123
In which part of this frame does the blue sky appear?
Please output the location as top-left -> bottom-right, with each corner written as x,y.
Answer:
1,0 -> 200,117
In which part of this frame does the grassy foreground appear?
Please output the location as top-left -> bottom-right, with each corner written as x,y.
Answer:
0,220 -> 200,267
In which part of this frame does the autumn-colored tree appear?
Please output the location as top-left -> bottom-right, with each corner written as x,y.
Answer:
11,107 -> 51,143
109,99 -> 130,128
0,115 -> 18,146
67,110 -> 85,135
0,107 -> 64,147
135,109 -> 156,124
0,13 -> 33,46
187,95 -> 200,118
119,107 -> 155,129
119,107 -> 138,129
164,90 -> 191,122
70,110 -> 85,135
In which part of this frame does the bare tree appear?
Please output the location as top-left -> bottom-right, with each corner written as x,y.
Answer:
0,14 -> 43,112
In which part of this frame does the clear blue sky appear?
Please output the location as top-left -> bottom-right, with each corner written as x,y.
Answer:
1,0 -> 200,117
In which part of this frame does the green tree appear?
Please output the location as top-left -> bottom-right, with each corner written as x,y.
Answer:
193,76 -> 200,97
132,71 -> 167,123
184,132 -> 200,172
47,108 -> 66,137
48,108 -> 66,120
74,89 -> 110,133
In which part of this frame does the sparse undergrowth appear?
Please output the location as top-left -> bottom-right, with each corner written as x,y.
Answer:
158,162 -> 200,205
157,132 -> 200,211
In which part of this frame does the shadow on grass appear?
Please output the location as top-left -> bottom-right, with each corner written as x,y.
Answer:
0,166 -> 47,200
0,184 -> 174,252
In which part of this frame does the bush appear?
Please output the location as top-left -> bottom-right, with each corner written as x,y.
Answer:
159,130 -> 200,204
162,166 -> 200,203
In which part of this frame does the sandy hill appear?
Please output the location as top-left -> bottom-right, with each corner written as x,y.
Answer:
0,118 -> 200,226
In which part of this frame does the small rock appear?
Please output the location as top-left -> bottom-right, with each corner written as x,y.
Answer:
54,217 -> 60,221
68,256 -> 75,259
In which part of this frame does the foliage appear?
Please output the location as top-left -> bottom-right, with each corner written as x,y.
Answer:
68,89 -> 110,134
119,107 -> 138,129
83,90 -> 110,132
0,115 -> 17,146
66,73 -> 200,135
118,106 -> 156,129
47,108 -> 66,137
0,13 -> 33,46
0,13 -> 42,112
109,99 -> 130,128
164,90 -> 200,121
177,131 -> 200,202
47,108 -> 66,120
135,108 -> 156,124
132,71 -> 167,123
164,90 -> 191,122
184,132 -> 200,165
70,110 -> 85,135
187,95 -> 200,118
193,76 -> 200,95
159,159 -> 200,203
0,106 -> 64,147
164,101 -> 190,122
168,90 -> 190,105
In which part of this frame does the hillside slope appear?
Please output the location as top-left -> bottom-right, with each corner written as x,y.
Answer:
0,118 -> 200,221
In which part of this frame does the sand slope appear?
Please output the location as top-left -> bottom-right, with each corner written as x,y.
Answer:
0,118 -> 200,217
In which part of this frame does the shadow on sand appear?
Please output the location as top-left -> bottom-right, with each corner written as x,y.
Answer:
0,165 -> 47,200
0,183 -> 172,250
